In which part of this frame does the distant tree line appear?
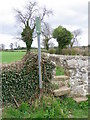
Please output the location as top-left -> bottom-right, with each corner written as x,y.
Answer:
0,42 -> 21,51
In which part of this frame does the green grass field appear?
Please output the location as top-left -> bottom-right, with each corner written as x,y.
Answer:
1,49 -> 47,64
1,51 -> 26,63
1,51 -> 65,76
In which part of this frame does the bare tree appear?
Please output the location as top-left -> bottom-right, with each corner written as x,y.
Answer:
10,43 -> 14,50
42,23 -> 53,50
0,44 -> 5,50
70,29 -> 82,47
15,1 -> 53,52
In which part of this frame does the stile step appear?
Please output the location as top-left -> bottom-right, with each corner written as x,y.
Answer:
54,76 -> 69,81
53,86 -> 70,96
73,97 -> 88,103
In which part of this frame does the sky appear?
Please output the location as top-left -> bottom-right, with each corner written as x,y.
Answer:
0,0 -> 89,49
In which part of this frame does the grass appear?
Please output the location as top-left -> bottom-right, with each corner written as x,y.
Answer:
60,97 -> 89,118
1,49 -> 47,64
56,66 -> 65,76
1,51 -> 26,63
2,96 -> 88,119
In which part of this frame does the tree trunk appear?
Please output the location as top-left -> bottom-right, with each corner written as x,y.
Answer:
57,44 -> 62,54
46,39 -> 49,51
46,43 -> 49,51
26,40 -> 32,52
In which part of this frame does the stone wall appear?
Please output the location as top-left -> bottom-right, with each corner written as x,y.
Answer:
44,53 -> 89,97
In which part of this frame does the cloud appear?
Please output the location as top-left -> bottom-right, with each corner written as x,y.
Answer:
0,0 -> 88,47
0,33 -> 39,49
0,23 -> 18,36
0,34 -> 16,48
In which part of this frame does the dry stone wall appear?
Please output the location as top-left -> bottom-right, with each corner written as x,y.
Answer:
44,53 -> 89,97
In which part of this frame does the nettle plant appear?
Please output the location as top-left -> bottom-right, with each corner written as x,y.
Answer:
2,52 -> 55,106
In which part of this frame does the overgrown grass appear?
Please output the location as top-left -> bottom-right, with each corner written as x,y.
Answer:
2,96 -> 88,119
56,66 -> 65,76
60,97 -> 88,118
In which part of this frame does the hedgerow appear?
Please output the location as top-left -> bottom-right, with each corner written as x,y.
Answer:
1,52 -> 55,106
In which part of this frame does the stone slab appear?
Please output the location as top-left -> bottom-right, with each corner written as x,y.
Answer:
53,86 -> 70,96
73,97 -> 88,103
54,76 -> 69,81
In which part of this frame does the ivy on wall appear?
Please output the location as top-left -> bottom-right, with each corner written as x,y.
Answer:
2,52 -> 55,106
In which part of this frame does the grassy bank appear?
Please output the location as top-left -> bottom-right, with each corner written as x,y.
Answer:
2,95 -> 88,119
56,66 -> 65,76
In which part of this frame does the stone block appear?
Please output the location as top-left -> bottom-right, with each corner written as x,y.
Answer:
53,86 -> 70,96
73,97 -> 88,103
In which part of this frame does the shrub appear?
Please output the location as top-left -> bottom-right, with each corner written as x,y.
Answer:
61,48 -> 81,55
71,48 -> 82,55
55,48 -> 61,54
61,49 -> 72,55
57,48 -> 86,56
57,47 -> 89,56
48,49 -> 56,54
2,52 -> 55,106
82,50 -> 88,56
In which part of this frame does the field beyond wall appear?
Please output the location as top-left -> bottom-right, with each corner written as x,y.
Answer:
1,51 -> 26,63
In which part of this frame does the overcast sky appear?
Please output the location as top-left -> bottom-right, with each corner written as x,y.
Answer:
0,0 -> 89,49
